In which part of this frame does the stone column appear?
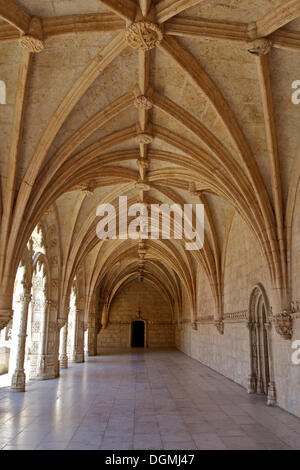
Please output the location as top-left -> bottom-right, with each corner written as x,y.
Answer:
71,309 -> 84,363
59,322 -> 68,368
246,321 -> 257,394
54,319 -> 66,377
255,321 -> 264,394
31,299 -> 53,380
265,321 -> 277,406
11,290 -> 32,392
87,317 -> 97,356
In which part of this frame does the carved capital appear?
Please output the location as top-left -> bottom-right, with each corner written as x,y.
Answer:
273,310 -> 293,340
247,38 -> 272,56
125,22 -> 163,51
20,17 -> 44,53
191,321 -> 197,331
215,320 -> 224,335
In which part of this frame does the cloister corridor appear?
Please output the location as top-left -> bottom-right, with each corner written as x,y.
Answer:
0,349 -> 300,451
1,0 -> 300,454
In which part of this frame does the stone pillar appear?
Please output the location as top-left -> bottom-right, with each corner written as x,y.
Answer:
265,321 -> 277,406
72,310 -> 84,363
87,317 -> 97,356
11,290 -> 32,392
54,319 -> 66,377
59,322 -> 68,368
246,321 -> 257,394
255,321 -> 264,394
30,299 -> 54,380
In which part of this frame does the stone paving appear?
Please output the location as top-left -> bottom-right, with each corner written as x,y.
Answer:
0,349 -> 300,450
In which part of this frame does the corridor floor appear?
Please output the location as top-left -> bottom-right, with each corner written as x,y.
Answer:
0,349 -> 300,450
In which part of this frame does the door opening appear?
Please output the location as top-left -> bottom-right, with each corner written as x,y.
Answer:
131,321 -> 145,348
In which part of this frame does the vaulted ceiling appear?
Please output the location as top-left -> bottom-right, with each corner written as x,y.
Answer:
0,0 -> 300,321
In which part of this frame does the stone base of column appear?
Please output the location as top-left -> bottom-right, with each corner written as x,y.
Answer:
60,354 -> 68,368
267,382 -> 277,406
11,370 -> 26,392
247,375 -> 257,394
29,355 -> 56,381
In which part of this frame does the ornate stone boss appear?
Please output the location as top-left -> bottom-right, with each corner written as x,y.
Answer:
125,21 -> 163,51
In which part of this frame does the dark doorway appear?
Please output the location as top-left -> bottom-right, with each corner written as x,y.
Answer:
131,321 -> 145,347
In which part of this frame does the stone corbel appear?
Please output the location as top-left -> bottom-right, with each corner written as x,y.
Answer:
273,310 -> 293,340
215,320 -> 224,335
191,321 -> 197,331
247,38 -> 272,56
20,17 -> 44,53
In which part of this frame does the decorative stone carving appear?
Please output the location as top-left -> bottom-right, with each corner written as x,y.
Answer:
31,321 -> 41,333
20,18 -> 44,53
125,22 -> 163,51
136,158 -> 150,170
247,38 -> 272,56
135,181 -> 150,191
215,320 -> 224,335
134,95 -> 153,110
135,132 -> 153,145
20,35 -> 44,53
291,300 -> 300,313
224,310 -> 248,322
273,310 -> 293,340
191,321 -> 198,330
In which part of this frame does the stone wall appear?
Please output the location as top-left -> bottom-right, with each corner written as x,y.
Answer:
176,212 -> 300,418
175,322 -> 250,388
97,280 -> 175,351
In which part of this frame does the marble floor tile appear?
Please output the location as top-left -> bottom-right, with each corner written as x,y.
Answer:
0,349 -> 299,450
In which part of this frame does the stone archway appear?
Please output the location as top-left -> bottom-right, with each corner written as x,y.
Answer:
247,284 -> 276,406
